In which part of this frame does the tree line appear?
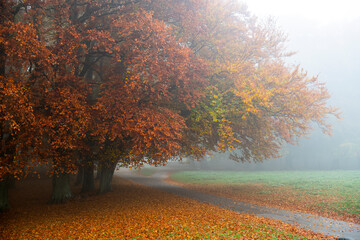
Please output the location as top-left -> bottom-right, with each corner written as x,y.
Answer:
0,0 -> 338,210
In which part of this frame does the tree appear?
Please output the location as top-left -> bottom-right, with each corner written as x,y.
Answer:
1,0 -> 207,204
0,0 -> 91,205
93,9 -> 206,191
0,1 -> 52,209
149,0 -> 339,162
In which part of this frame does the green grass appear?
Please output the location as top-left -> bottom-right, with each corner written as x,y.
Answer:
171,170 -> 360,216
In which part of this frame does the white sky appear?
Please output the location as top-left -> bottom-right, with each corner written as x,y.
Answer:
241,0 -> 360,73
244,0 -> 360,26
242,0 -> 360,122
240,0 -> 360,160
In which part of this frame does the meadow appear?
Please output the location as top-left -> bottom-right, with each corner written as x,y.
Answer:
170,170 -> 360,224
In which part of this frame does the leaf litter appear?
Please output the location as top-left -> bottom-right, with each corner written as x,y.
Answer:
0,175 -> 331,239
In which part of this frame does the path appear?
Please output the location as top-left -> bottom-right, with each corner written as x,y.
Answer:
116,169 -> 360,239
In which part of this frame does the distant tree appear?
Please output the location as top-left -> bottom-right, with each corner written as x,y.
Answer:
333,142 -> 360,169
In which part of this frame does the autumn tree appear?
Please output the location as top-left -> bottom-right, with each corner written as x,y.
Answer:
92,9 -> 206,192
0,0 -> 91,206
0,0 -> 49,210
1,0 -> 207,206
149,0 -> 339,162
39,0 -> 208,194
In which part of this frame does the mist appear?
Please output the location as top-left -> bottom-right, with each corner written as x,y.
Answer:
182,0 -> 360,171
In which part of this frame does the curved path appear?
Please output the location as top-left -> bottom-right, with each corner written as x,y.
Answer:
117,169 -> 360,239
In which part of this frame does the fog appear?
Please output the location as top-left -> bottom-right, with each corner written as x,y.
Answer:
188,0 -> 360,171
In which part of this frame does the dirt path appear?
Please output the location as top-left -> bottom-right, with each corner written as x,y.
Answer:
117,169 -> 360,239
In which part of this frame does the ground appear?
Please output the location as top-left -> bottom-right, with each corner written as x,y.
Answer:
169,170 -> 360,225
0,174 -> 329,239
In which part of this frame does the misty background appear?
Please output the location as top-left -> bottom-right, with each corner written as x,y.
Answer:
183,0 -> 360,171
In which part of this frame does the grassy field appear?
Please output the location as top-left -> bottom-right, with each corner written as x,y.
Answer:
170,170 -> 360,223
0,174 -> 328,239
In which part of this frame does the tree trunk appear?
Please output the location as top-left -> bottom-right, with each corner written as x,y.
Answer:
50,173 -> 72,204
0,44 -> 6,76
98,165 -> 115,194
75,166 -> 84,186
95,165 -> 101,180
0,177 -> 9,211
81,165 -> 95,193
7,175 -> 15,189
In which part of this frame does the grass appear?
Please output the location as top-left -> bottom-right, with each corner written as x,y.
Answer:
170,170 -> 360,222
0,174 -> 328,239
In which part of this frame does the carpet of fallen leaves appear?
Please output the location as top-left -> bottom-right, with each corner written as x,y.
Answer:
166,179 -> 360,226
0,175 -> 332,239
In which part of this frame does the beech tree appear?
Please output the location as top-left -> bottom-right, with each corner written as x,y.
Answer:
1,0 -> 206,206
0,1 -> 50,209
1,0 -> 92,205
149,0 -> 339,161
94,10 -> 205,162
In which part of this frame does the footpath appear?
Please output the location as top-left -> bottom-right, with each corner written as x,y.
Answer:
117,169 -> 360,239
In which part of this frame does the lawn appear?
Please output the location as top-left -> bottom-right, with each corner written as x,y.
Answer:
170,170 -> 360,224
0,174 -> 329,239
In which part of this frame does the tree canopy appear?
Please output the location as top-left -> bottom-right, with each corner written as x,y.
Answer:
0,0 -> 338,208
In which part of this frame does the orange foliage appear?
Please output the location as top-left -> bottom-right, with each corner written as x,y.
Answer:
1,0 -> 338,180
94,10 -> 206,166
149,0 -> 340,162
0,0 -> 207,180
0,1 -> 91,178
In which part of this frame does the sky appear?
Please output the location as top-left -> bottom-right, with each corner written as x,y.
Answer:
243,0 -> 360,117
245,0 -> 360,26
